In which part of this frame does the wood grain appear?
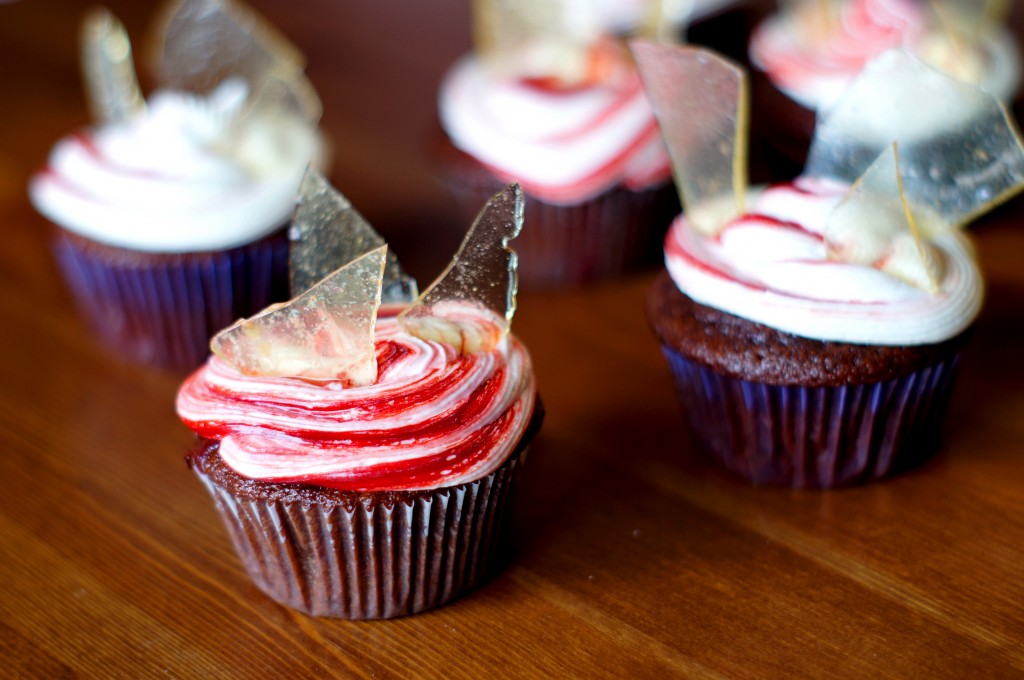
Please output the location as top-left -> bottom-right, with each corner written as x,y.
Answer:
1,1 -> 1023,677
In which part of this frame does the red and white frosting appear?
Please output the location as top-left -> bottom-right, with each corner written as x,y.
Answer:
176,314 -> 537,492
29,80 -> 321,252
664,179 -> 983,345
750,0 -> 1020,110
439,55 -> 672,205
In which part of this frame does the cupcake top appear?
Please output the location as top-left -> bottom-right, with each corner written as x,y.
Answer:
29,0 -> 322,253
438,0 -> 681,205
177,178 -> 538,492
662,178 -> 982,345
634,45 -> 1024,346
749,0 -> 1020,111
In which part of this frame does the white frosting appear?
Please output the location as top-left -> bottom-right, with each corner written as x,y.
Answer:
750,0 -> 1021,111
664,181 -> 983,345
439,55 -> 671,205
29,80 -> 321,252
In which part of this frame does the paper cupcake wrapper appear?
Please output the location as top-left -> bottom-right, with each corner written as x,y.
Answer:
194,451 -> 527,619
51,228 -> 289,371
661,347 -> 961,488
439,143 -> 677,288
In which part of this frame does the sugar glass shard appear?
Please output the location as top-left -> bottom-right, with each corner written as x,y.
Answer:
243,72 -> 322,130
398,184 -> 524,354
81,8 -> 145,125
289,169 -> 418,303
805,49 -> 1024,231
930,0 -> 1011,39
212,247 -> 386,384
636,0 -> 693,43
632,41 -> 748,235
149,0 -> 320,123
473,0 -> 637,86
825,144 -> 940,292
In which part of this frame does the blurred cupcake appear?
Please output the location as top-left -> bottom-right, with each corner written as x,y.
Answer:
635,44 -> 1024,487
177,175 -> 542,619
29,0 -> 323,371
748,0 -> 1020,164
437,0 -> 688,288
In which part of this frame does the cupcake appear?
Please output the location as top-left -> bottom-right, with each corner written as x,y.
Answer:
437,0 -> 685,288
176,176 -> 542,618
634,44 -> 1024,487
748,0 -> 1021,164
29,0 -> 323,371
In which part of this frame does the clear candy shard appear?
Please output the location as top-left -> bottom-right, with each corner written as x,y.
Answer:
825,144 -> 941,293
149,0 -> 321,124
398,184 -> 524,354
806,49 -> 1024,231
929,0 -> 1011,40
472,0 -> 636,86
81,8 -> 145,124
289,168 -> 418,303
632,41 -> 749,235
780,0 -> 841,46
211,246 -> 386,385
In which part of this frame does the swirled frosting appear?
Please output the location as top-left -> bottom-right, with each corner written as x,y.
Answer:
439,55 -> 671,205
750,0 -> 1020,110
664,179 -> 983,345
176,314 -> 537,492
29,79 -> 321,252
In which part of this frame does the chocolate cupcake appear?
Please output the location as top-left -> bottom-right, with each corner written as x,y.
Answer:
748,0 -> 1021,164
634,44 -> 1024,487
29,0 -> 323,370
436,0 -> 684,288
177,178 -> 542,618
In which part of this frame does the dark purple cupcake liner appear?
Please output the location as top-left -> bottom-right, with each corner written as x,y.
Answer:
439,145 -> 678,288
51,228 -> 289,371
194,449 -> 528,619
661,347 -> 961,488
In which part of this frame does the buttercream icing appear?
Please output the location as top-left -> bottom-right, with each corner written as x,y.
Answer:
750,0 -> 1020,110
664,178 -> 983,345
439,55 -> 671,205
177,313 -> 537,492
30,79 -> 321,252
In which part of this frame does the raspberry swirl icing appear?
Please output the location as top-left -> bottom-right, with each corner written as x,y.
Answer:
439,55 -> 671,205
176,315 -> 537,492
750,0 -> 1020,110
664,179 -> 983,345
29,80 -> 321,252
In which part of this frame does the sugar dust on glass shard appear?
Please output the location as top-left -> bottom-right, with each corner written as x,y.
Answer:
825,143 -> 941,293
289,168 -> 418,302
398,184 -> 524,354
805,49 -> 1024,232
632,41 -> 748,235
211,246 -> 386,385
81,7 -> 145,124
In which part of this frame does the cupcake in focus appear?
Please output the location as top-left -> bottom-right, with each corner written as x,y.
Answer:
634,44 -> 1024,487
177,173 -> 542,618
437,0 -> 687,288
29,0 -> 323,370
748,0 -> 1021,164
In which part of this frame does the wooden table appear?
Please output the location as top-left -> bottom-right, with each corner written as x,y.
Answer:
2,1 -> 1023,677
